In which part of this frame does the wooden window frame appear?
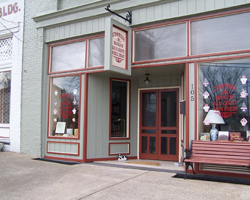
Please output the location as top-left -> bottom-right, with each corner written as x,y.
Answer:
109,78 -> 131,140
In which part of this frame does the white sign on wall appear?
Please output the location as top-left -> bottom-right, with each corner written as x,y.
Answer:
105,18 -> 131,75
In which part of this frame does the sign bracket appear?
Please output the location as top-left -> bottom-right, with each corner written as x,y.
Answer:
105,4 -> 132,25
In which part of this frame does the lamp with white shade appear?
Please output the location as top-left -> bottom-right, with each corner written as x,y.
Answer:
203,110 -> 225,141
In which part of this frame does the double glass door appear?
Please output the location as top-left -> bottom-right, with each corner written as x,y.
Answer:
139,89 -> 179,161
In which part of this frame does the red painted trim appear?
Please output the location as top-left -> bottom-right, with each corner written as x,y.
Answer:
86,156 -> 137,162
131,30 -> 134,64
109,78 -> 131,140
187,21 -> 190,57
109,142 -> 130,156
0,136 -> 9,138
44,155 -> 83,163
48,66 -> 104,75
47,141 -> 80,156
132,49 -> 250,66
85,39 -> 88,69
83,73 -> 88,163
185,63 -> 189,150
46,78 -> 52,139
131,53 -> 250,70
194,62 -> 198,141
181,73 -> 184,144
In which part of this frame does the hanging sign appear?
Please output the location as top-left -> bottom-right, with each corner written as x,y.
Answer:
105,18 -> 131,75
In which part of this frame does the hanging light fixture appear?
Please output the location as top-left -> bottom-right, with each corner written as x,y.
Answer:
144,73 -> 150,85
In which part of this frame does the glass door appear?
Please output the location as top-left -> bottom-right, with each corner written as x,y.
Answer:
139,89 -> 179,161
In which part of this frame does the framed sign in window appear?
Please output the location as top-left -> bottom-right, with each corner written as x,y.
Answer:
105,18 -> 131,75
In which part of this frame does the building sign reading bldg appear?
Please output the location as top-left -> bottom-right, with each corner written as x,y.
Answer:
0,2 -> 20,18
112,26 -> 127,69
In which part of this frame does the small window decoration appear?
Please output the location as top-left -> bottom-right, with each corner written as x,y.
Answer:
203,104 -> 210,112
203,78 -> 209,87
241,103 -> 247,112
54,89 -> 58,96
203,91 -> 209,99
240,75 -> 247,84
240,118 -> 248,126
240,89 -> 248,98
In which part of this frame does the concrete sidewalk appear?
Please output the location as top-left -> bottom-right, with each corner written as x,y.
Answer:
0,152 -> 249,200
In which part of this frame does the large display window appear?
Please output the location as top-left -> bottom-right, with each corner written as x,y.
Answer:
198,58 -> 250,141
48,75 -> 80,138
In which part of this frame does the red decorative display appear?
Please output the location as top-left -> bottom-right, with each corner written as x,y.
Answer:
59,93 -> 72,119
213,84 -> 237,119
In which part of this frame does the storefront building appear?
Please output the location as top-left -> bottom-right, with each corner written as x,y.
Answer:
0,0 -> 24,152
22,0 -> 250,177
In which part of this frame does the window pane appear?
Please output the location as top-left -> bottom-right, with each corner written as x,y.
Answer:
161,137 -> 167,155
111,80 -> 129,137
191,12 -> 250,55
88,37 -> 104,67
0,71 -> 11,124
142,136 -> 147,153
161,91 -> 176,127
134,23 -> 186,62
198,59 -> 250,140
142,93 -> 156,127
170,137 -> 176,155
51,41 -> 85,72
49,75 -> 80,137
149,137 -> 156,154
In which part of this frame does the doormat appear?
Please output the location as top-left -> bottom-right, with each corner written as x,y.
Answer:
172,173 -> 250,185
33,158 -> 81,165
126,161 -> 160,166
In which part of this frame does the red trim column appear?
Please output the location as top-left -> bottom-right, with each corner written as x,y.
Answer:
83,73 -> 88,162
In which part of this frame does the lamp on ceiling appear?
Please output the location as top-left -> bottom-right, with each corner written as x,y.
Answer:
203,110 -> 225,141
144,73 -> 151,85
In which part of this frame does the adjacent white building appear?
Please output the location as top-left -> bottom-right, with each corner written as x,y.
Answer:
0,0 -> 24,152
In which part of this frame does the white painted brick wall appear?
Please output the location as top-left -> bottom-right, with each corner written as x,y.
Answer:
0,0 -> 24,153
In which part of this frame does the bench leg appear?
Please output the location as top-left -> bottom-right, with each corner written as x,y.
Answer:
185,163 -> 188,179
185,162 -> 195,179
190,163 -> 195,175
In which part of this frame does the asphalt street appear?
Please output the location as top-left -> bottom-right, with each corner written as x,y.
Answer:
0,152 -> 249,200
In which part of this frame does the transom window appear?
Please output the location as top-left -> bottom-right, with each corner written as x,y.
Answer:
49,36 -> 104,73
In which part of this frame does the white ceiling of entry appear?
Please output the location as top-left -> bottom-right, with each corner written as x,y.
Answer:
131,63 -> 185,79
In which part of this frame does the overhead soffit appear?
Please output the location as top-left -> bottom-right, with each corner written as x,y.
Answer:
95,63 -> 185,79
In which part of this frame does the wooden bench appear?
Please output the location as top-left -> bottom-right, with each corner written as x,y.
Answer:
182,140 -> 250,178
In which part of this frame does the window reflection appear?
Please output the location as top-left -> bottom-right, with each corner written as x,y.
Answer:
199,59 -> 250,139
134,23 -> 186,62
50,75 -> 80,137
51,41 -> 85,72
88,37 -> 104,67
